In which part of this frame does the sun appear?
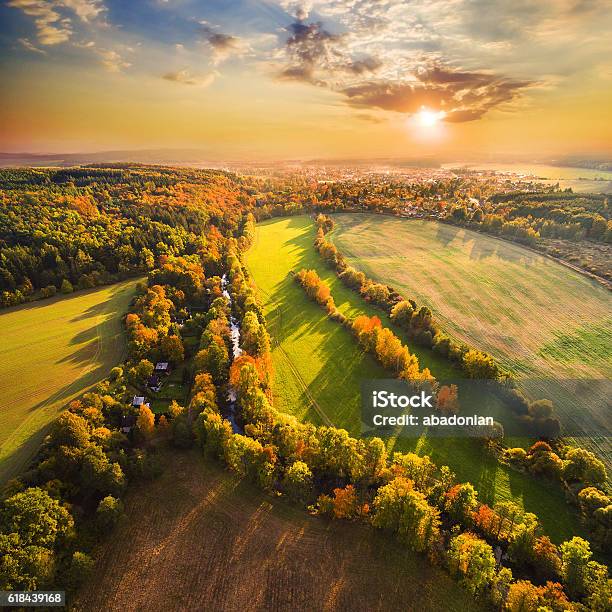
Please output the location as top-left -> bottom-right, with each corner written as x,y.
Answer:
416,107 -> 446,127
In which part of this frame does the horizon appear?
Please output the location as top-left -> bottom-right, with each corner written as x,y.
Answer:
1,0 -> 611,159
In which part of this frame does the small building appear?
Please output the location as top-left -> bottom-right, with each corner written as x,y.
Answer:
148,374 -> 161,392
132,395 -> 146,407
155,362 -> 170,374
120,415 -> 137,434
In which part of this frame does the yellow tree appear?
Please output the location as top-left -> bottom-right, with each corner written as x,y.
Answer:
136,404 -> 155,440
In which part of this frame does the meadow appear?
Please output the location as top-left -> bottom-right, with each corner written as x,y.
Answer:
76,449 -> 483,612
246,215 -> 584,542
0,280 -> 141,482
331,214 -> 612,466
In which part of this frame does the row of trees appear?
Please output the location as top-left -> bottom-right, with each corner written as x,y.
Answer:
313,215 -> 508,382
448,192 -> 611,246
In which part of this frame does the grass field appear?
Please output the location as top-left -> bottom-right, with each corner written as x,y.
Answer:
246,216 -> 585,542
76,450 -> 484,612
0,280 -> 141,482
330,214 -> 612,466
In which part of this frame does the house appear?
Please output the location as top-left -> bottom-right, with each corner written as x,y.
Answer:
132,396 -> 146,407
120,415 -> 137,434
148,374 -> 162,392
154,362 -> 170,374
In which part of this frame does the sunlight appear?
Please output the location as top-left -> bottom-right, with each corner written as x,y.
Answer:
416,107 -> 446,127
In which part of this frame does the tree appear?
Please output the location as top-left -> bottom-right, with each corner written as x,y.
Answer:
560,536 -> 592,599
505,580 -> 541,612
1,487 -> 73,548
0,533 -> 55,590
437,384 -> 459,415
563,448 -> 607,486
96,496 -> 124,531
194,342 -> 229,385
462,349 -> 501,380
195,410 -> 232,458
445,483 -> 478,526
508,513 -> 539,567
448,532 -> 496,594
372,477 -> 440,552
390,300 -> 414,327
160,334 -> 184,363
49,411 -> 90,448
67,551 -> 94,589
136,404 -> 155,440
133,359 -> 154,385
282,461 -> 313,504
533,536 -> 561,582
584,561 -> 612,612
157,414 -> 170,435
332,485 -> 359,519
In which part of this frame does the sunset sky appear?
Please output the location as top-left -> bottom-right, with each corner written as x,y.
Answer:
1,0 -> 611,159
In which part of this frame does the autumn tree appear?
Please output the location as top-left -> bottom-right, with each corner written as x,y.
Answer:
445,483 -> 478,526
136,404 -> 155,441
448,532 -> 496,594
160,334 -> 184,363
437,384 -> 459,415
282,460 -> 313,504
372,477 -> 441,552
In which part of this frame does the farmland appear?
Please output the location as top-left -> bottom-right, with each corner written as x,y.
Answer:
246,215 -> 584,542
76,450 -> 483,612
0,280 -> 141,482
330,214 -> 612,465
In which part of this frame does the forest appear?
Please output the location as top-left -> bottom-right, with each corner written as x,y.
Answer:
0,166 -> 609,611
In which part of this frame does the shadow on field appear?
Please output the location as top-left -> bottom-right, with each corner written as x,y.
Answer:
76,450 -> 484,612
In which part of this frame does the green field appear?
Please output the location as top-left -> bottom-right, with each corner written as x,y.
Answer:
0,280 -> 141,482
246,215 -> 585,542
331,214 -> 612,466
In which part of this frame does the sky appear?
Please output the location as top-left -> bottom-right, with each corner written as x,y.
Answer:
0,0 -> 611,160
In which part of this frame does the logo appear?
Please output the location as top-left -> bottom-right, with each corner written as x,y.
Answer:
372,389 -> 433,409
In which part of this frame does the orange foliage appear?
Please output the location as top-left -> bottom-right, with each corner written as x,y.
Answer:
437,384 -> 459,414
332,484 -> 359,519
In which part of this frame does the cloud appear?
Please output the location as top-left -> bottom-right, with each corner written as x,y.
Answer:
60,0 -> 104,22
96,48 -> 130,72
18,37 -> 47,54
341,67 -> 532,122
8,0 -> 72,45
162,69 -> 216,87
271,7 -> 539,122
199,23 -> 246,65
354,112 -> 384,123
8,0 -> 105,45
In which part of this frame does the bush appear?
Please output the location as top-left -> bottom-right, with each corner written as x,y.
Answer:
67,551 -> 94,589
40,285 -> 57,298
96,495 -> 124,531
60,279 -> 74,294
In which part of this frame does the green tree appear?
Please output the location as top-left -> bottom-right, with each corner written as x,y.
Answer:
49,411 -> 90,448
96,496 -> 124,531
1,487 -> 73,547
282,461 -> 313,504
372,477 -> 440,552
560,536 -> 592,599
448,532 -> 496,594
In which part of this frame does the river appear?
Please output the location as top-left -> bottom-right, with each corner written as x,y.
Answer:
221,273 -> 243,433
